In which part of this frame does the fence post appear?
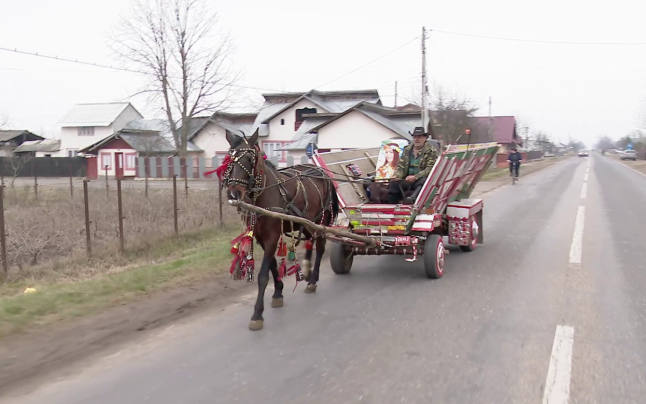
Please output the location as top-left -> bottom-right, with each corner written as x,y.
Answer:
69,164 -> 74,199
173,175 -> 179,235
83,180 -> 91,257
104,165 -> 109,198
33,174 -> 38,200
144,157 -> 149,198
0,185 -> 6,275
183,157 -> 188,198
117,179 -> 124,252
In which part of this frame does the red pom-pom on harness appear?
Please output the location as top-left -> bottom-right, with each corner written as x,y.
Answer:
204,154 -> 232,181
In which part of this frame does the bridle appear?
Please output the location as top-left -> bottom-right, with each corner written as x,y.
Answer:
223,145 -> 266,202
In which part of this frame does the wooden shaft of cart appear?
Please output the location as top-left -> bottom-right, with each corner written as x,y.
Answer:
227,199 -> 376,247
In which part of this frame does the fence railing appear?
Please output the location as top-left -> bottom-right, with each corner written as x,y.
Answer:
136,155 -> 310,179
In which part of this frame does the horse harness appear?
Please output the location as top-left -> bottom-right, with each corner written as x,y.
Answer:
223,145 -> 334,226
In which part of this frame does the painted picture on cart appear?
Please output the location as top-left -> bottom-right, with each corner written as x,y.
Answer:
375,139 -> 409,180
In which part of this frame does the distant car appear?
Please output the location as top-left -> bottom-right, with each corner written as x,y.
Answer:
620,150 -> 637,161
578,150 -> 589,157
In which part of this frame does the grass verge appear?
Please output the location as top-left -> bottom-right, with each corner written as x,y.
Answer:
0,227 -> 243,338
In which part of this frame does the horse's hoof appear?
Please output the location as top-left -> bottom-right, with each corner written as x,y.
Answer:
304,284 -> 317,294
249,320 -> 264,331
302,260 -> 312,281
271,297 -> 284,308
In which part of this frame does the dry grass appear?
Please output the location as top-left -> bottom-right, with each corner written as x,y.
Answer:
0,183 -> 241,284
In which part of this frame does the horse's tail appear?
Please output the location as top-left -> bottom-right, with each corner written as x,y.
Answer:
329,183 -> 339,226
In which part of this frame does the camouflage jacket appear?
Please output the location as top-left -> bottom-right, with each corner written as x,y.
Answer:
393,143 -> 439,181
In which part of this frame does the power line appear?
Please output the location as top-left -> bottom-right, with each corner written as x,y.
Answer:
0,46 -> 284,93
314,36 -> 420,89
431,29 -> 646,46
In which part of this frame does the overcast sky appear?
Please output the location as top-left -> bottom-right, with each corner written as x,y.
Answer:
2,0 -> 646,147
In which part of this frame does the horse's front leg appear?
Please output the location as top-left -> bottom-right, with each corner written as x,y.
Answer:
302,239 -> 313,282
269,257 -> 284,308
305,236 -> 326,294
249,237 -> 278,331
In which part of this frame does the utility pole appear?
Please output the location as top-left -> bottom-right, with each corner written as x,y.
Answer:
421,27 -> 429,130
487,96 -> 492,141
395,81 -> 398,108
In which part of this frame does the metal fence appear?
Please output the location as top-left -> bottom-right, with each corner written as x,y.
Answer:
0,176 -> 236,277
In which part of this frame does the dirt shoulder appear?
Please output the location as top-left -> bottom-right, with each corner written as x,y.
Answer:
612,155 -> 646,175
0,156 -> 568,395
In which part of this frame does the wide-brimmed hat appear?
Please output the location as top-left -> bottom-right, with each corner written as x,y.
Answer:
409,127 -> 429,137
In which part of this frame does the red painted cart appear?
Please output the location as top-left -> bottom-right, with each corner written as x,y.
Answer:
310,141 -> 500,278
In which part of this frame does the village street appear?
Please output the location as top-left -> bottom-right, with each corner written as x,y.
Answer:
2,153 -> 645,403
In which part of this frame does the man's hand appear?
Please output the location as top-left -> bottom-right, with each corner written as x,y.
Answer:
405,175 -> 416,183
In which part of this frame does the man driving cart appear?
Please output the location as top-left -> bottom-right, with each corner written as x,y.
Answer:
388,127 -> 439,204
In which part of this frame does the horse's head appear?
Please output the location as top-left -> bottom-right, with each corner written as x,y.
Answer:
224,129 -> 261,201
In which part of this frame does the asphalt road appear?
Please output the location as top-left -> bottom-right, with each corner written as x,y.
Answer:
4,154 -> 646,404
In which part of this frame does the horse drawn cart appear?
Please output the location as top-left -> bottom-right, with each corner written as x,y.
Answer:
229,140 -> 500,279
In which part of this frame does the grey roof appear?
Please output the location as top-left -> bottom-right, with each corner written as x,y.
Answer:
59,102 -> 141,127
284,103 -> 422,150
14,139 -> 61,153
124,119 -> 170,133
0,130 -> 44,142
290,116 -> 332,141
119,133 -> 177,153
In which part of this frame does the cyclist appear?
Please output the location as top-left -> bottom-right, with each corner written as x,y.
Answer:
507,148 -> 522,179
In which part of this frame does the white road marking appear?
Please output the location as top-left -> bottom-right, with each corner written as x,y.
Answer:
580,183 -> 587,199
569,206 -> 585,264
583,173 -> 589,181
543,325 -> 575,404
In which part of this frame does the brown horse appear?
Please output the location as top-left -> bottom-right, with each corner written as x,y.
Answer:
224,130 -> 339,331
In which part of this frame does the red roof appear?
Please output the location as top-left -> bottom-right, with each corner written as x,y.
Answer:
470,116 -> 520,145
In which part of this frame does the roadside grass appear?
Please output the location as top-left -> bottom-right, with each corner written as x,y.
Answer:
0,226 -> 248,337
480,157 -> 568,182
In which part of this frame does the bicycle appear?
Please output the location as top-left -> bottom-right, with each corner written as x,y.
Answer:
508,160 -> 521,185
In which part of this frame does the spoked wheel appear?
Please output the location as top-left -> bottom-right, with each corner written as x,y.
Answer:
330,243 -> 354,275
460,216 -> 479,252
423,234 -> 445,279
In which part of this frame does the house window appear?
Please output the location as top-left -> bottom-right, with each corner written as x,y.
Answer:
125,154 -> 137,169
280,119 -> 285,126
77,127 -> 95,136
67,149 -> 79,157
295,107 -> 317,131
262,142 -> 286,161
100,153 -> 111,169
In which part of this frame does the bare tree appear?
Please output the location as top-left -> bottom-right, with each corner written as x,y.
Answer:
8,153 -> 31,188
596,135 -> 616,151
429,89 -> 479,146
0,112 -> 10,130
109,0 -> 240,156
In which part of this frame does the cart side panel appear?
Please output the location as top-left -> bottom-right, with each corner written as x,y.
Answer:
311,148 -> 381,208
414,143 -> 499,217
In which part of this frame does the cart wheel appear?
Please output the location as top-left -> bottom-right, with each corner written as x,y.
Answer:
460,216 -> 479,252
424,235 -> 445,279
330,243 -> 353,275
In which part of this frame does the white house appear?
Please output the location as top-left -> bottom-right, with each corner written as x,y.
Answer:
249,89 -> 381,163
54,102 -> 143,157
284,102 -> 423,158
188,112 -> 257,160
181,89 -> 381,165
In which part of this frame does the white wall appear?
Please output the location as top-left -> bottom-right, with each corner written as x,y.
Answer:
267,99 -> 326,141
54,126 -> 114,157
53,104 -> 143,157
192,123 -> 230,157
316,111 -> 404,149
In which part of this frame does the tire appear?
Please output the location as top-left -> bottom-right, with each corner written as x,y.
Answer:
423,235 -> 445,279
460,216 -> 479,252
330,242 -> 353,275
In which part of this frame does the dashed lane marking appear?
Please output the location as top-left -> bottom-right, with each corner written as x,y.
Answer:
569,206 -> 585,264
542,325 -> 575,404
